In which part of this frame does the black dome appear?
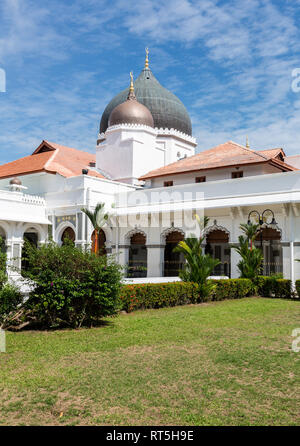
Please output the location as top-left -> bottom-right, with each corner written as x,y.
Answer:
100,67 -> 192,136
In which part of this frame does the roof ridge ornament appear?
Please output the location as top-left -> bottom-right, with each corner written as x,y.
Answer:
246,135 -> 250,149
127,71 -> 136,100
145,47 -> 149,69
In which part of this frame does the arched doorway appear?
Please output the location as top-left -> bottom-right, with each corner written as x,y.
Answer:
61,227 -> 75,245
91,229 -> 106,255
164,230 -> 184,277
0,226 -> 6,253
22,230 -> 38,270
127,233 -> 147,278
205,229 -> 230,277
255,227 -> 282,276
0,227 -> 7,277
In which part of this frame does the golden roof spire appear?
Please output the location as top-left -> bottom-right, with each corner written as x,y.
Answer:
145,47 -> 149,69
246,135 -> 250,148
127,71 -> 136,100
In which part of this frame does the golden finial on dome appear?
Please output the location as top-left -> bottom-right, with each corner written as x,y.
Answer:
127,71 -> 136,100
246,135 -> 250,148
145,47 -> 149,69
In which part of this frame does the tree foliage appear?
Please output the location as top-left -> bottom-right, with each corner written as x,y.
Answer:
233,223 -> 264,280
10,239 -> 123,329
174,215 -> 220,298
81,202 -> 109,254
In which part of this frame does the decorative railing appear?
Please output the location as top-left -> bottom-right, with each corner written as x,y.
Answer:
0,189 -> 45,206
126,260 -> 147,278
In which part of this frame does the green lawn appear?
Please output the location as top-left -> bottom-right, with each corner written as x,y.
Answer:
0,297 -> 299,426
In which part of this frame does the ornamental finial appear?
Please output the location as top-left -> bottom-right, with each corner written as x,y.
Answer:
246,135 -> 250,148
127,71 -> 136,100
145,47 -> 149,69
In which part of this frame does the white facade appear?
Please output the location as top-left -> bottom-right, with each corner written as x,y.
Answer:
1,68 -> 300,285
96,124 -> 196,186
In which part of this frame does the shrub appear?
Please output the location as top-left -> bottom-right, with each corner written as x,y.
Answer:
174,216 -> 220,298
212,278 -> 254,301
20,240 -> 122,329
255,276 -> 292,298
120,278 -> 254,312
120,282 -> 200,312
0,283 -> 23,326
296,280 -> 300,298
232,223 -> 263,280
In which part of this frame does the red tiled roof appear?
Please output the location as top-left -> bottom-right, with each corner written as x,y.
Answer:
139,141 -> 296,180
258,148 -> 285,158
0,140 -> 105,180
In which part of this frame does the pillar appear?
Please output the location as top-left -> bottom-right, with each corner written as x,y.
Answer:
146,245 -> 164,277
230,246 -> 240,279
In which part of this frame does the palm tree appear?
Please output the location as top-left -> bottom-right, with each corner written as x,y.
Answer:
233,223 -> 263,279
81,203 -> 109,255
239,222 -> 260,250
174,215 -> 220,298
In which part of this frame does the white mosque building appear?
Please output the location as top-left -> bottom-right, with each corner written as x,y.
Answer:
1,52 -> 300,284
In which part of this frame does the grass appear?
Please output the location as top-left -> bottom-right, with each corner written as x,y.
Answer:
0,297 -> 299,426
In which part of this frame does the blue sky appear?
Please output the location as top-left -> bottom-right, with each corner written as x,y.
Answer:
1,0 -> 300,164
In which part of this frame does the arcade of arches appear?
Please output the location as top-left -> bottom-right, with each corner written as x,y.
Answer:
127,233 -> 147,278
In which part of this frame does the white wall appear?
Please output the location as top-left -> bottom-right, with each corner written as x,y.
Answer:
147,163 -> 284,187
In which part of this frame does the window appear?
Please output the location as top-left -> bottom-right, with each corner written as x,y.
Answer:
195,176 -> 206,183
164,181 -> 173,187
232,171 -> 243,179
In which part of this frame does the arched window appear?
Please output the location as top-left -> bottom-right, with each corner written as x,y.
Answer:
255,227 -> 282,276
127,233 -> 147,278
205,229 -> 230,277
22,230 -> 38,270
0,226 -> 6,254
164,231 -> 184,277
61,227 -> 75,245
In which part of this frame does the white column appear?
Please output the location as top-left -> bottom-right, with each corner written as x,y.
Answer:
147,245 -> 164,277
230,246 -> 240,279
118,245 -> 129,274
290,241 -> 295,284
282,244 -> 290,280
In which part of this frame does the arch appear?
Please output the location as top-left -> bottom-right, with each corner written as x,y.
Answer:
21,223 -> 46,243
91,229 -> 107,255
204,225 -> 231,277
127,229 -> 147,278
0,225 -> 6,254
163,229 -> 185,277
257,227 -> 281,241
255,226 -> 282,276
125,228 -> 147,245
61,227 -> 75,245
21,229 -> 39,271
161,227 -> 185,245
204,224 -> 230,240
55,221 -> 76,245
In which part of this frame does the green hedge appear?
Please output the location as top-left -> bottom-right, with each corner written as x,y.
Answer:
120,278 -> 254,312
212,278 -> 254,301
120,282 -> 200,312
255,276 -> 293,299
